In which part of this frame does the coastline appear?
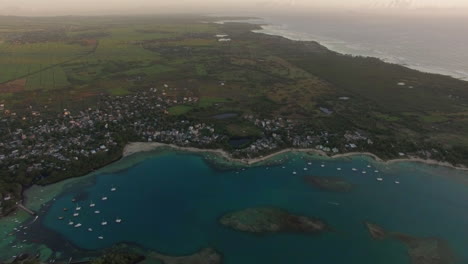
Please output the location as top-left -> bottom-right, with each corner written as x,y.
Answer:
1,141 -> 465,260
253,24 -> 468,81
123,142 -> 468,171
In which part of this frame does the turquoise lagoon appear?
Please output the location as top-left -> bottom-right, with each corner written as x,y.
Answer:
14,149 -> 468,263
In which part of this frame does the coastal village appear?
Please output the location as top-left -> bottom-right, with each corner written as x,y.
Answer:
0,80 -> 445,215
0,83 -> 377,211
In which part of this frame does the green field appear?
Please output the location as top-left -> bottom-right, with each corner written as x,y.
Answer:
198,97 -> 231,108
168,105 -> 194,115
0,16 -> 220,95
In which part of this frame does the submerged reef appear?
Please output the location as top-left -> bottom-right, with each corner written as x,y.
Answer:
303,176 -> 354,192
220,207 -> 329,234
365,222 -> 455,264
148,248 -> 222,264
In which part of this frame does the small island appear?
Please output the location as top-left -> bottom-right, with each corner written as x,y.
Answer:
220,207 -> 329,234
364,222 -> 455,264
303,176 -> 354,192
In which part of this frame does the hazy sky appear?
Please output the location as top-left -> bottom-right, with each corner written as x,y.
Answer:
1,0 -> 468,16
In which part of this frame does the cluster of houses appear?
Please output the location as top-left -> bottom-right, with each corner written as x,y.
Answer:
140,121 -> 221,146
0,84 -> 388,212
235,115 -> 376,157
0,86 -> 223,177
1,97 -> 379,175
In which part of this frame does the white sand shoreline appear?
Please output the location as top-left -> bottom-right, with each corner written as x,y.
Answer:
123,142 -> 468,171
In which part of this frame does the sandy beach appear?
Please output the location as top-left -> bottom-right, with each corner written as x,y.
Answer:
123,142 -> 468,171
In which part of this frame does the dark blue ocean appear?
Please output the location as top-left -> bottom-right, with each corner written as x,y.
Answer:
40,150 -> 468,264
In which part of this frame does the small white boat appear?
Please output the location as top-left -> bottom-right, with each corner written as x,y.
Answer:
282,166 -> 286,169
362,171 -> 367,174
377,178 -> 383,181
115,218 -> 122,223
352,168 -> 357,171
75,207 -> 81,211
101,221 -> 107,226
102,197 -> 108,201
303,168 -> 308,171
74,223 -> 82,228
111,187 -> 116,192
321,164 -> 325,167
88,228 -> 93,232
68,221 -> 74,226
367,165 -> 371,168
337,168 -> 342,171
395,181 -> 400,184
307,162 -> 312,165
98,236 -> 103,240
94,210 -> 100,214
73,213 -> 79,217
90,202 -> 95,207
292,171 -> 297,175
